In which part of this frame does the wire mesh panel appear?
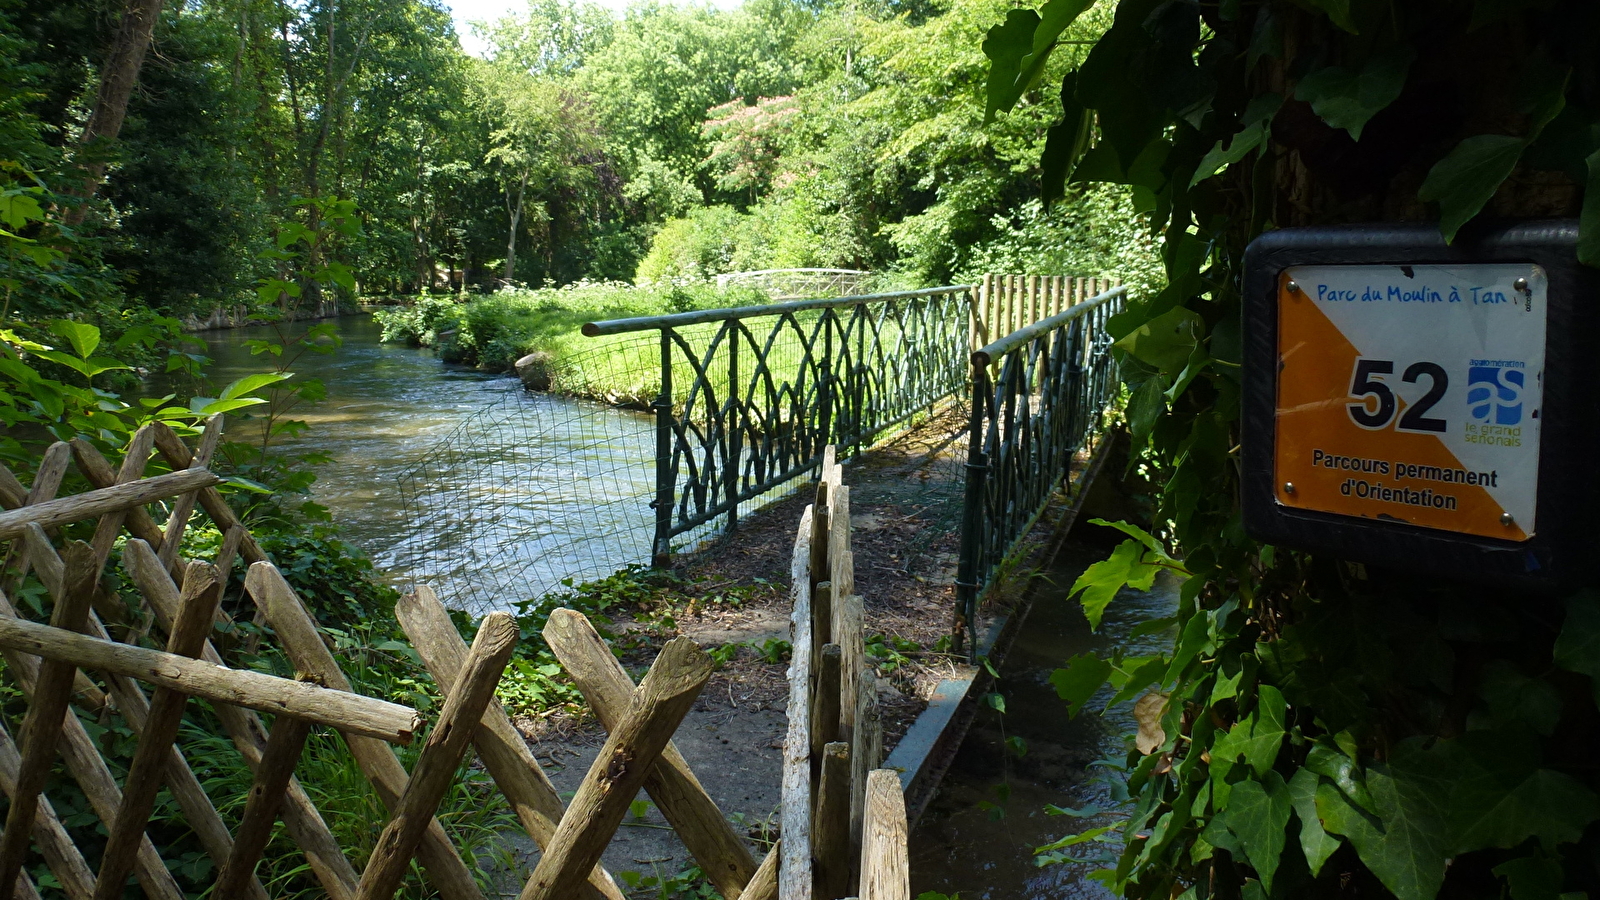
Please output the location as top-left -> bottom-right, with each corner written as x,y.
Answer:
955,286 -> 1126,645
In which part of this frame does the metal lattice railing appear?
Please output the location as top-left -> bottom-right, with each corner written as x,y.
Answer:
583,286 -> 975,562
955,285 -> 1126,647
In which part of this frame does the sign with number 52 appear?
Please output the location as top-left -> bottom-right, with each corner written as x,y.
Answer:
1274,263 -> 1545,541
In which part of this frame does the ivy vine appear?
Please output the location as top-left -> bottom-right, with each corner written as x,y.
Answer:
983,1 -> 1600,897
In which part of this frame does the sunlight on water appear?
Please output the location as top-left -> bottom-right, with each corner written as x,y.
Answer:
190,315 -> 657,612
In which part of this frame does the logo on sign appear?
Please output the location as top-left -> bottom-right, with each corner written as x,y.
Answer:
1467,361 -> 1526,425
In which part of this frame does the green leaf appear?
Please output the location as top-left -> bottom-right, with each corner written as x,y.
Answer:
1049,653 -> 1112,716
1477,660 -> 1562,736
1089,518 -> 1165,556
1013,0 -> 1097,99
1190,124 -> 1268,189
1580,149 -> 1600,268
1069,539 -> 1158,629
1555,590 -> 1600,680
1493,852 -> 1565,900
1288,768 -> 1343,877
48,320 -> 99,359
189,397 -> 268,416
1225,772 -> 1291,893
1442,731 -> 1600,854
1115,305 -> 1202,372
1106,655 -> 1168,709
1292,46 -> 1415,141
1303,0 -> 1357,32
1306,741 -> 1375,812
982,9 -> 1041,122
1209,685 -> 1287,780
1418,134 -> 1527,243
1125,376 -> 1166,444
1041,73 -> 1091,206
1035,825 -> 1115,854
1316,761 -> 1449,900
220,372 -> 293,400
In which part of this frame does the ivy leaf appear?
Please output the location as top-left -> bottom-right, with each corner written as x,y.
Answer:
1069,539 -> 1157,629
1316,756 -> 1450,900
1442,731 -> 1600,854
1492,852 -> 1564,900
1580,150 -> 1600,268
1226,772 -> 1291,893
1209,685 -> 1288,780
1115,305 -> 1202,372
982,9 -> 1041,122
1303,0 -> 1358,33
1042,73 -> 1091,206
1293,45 -> 1416,141
1288,768 -> 1343,877
1049,653 -> 1112,716
1106,655 -> 1169,710
1015,0 -> 1097,100
1305,740 -> 1375,812
1552,589 -> 1600,678
1476,660 -> 1562,736
1418,134 -> 1527,243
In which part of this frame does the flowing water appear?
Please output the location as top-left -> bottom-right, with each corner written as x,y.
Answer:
910,541 -> 1180,899
187,315 -> 656,611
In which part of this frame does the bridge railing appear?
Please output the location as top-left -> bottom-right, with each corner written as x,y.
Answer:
584,285 -> 974,563
954,285 -> 1126,648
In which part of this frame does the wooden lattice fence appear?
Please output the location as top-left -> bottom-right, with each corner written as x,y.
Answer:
0,419 -> 797,900
971,274 -> 1117,352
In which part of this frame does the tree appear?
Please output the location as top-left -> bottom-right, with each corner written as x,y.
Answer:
983,1 -> 1600,898
63,0 -> 166,224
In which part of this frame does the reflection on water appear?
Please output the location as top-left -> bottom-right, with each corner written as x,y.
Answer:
188,315 -> 656,612
910,542 -> 1179,899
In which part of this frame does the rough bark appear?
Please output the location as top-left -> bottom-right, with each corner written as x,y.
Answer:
64,0 -> 168,225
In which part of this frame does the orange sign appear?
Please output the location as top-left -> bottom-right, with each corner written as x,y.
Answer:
1274,264 -> 1545,541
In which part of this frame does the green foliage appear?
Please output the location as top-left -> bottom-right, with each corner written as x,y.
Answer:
980,1 -> 1600,898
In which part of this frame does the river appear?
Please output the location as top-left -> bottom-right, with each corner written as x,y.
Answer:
187,314 -> 656,612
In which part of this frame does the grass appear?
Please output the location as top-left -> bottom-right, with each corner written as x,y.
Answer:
374,279 -> 949,410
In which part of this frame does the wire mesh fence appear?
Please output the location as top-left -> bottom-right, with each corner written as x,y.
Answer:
395,279 -> 1120,618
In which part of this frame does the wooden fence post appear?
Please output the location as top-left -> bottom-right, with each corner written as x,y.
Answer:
396,589 -> 625,900
858,771 -> 908,900
519,638 -> 713,900
813,742 -> 852,900
543,608 -> 757,899
780,506 -> 816,900
357,613 -> 519,900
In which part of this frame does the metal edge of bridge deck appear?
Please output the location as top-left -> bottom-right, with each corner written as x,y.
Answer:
883,432 -> 1120,829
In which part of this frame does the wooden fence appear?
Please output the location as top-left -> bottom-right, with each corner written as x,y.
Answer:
970,274 -> 1116,352
780,447 -> 908,900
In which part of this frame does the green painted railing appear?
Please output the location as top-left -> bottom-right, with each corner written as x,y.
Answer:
585,285 -> 975,562
955,285 -> 1126,650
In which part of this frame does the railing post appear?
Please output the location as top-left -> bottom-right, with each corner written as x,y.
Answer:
954,362 -> 991,659
819,311 -> 834,460
653,329 -> 674,568
726,329 -> 741,533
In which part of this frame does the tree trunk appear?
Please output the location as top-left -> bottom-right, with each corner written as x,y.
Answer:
505,173 -> 528,283
63,0 -> 167,225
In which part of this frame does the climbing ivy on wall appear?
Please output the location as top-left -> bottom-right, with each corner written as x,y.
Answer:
983,1 -> 1600,898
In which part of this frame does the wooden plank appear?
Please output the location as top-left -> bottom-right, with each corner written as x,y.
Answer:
0,468 -> 220,541
835,593 -> 865,854
812,742 -> 851,900
738,842 -> 780,900
0,543 -> 99,897
0,599 -> 419,743
543,608 -> 757,899
0,461 -> 27,508
0,584 -> 183,900
357,613 -> 519,900
92,562 -> 224,900
396,588 -> 624,900
850,666 -> 882,875
810,582 -> 833,677
828,488 -> 851,602
243,561 -> 484,900
809,644 -> 841,763
518,637 -> 713,900
2,443 -> 70,596
67,441 -> 183,584
148,424 -> 270,567
779,506 -> 815,900
0,719 -> 95,900
122,540 -> 359,900
87,425 -> 155,577
808,482 -> 829,596
858,771 -> 907,900
213,714 -> 313,900
23,529 -> 268,900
